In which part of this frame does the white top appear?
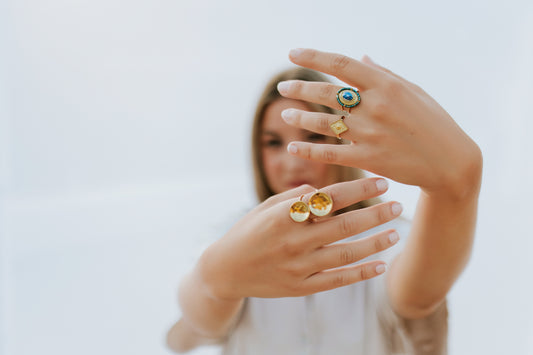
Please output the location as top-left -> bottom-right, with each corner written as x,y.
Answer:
221,218 -> 448,355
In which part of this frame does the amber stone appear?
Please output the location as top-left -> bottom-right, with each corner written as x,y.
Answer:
289,201 -> 310,222
309,192 -> 333,217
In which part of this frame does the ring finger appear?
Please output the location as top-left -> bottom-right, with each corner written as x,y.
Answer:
282,108 -> 359,140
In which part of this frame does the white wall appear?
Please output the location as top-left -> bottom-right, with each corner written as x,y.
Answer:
1,1 -> 532,354
1,0 -> 13,353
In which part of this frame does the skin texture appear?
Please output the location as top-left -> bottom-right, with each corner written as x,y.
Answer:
167,49 -> 482,352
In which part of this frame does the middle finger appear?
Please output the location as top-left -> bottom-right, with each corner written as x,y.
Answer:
278,80 -> 364,113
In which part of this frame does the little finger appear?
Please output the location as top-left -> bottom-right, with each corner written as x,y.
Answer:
310,229 -> 399,272
302,261 -> 387,294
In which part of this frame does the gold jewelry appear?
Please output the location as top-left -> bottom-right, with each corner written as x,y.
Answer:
309,191 -> 333,217
336,87 -> 361,114
330,115 -> 349,139
289,195 -> 310,222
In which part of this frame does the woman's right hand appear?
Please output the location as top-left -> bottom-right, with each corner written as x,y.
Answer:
195,177 -> 403,301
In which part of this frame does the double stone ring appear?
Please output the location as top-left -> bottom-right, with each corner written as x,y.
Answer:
289,191 -> 333,223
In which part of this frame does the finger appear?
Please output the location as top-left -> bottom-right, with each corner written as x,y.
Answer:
282,108 -> 354,138
361,55 -> 423,94
361,55 -> 402,80
287,48 -> 383,90
258,184 -> 316,211
310,229 -> 399,272
302,260 -> 387,294
278,80 -> 359,112
275,177 -> 388,225
309,201 -> 403,246
303,177 -> 390,214
287,141 -> 359,167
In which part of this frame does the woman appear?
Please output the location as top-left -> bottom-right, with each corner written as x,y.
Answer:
167,49 -> 482,354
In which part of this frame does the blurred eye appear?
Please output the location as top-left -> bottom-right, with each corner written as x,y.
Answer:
263,139 -> 282,148
307,133 -> 327,142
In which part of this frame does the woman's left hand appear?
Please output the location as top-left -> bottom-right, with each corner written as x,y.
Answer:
277,49 -> 482,198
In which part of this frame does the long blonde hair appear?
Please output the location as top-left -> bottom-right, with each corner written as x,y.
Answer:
251,67 -> 378,210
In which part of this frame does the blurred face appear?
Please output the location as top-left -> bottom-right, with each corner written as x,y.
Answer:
261,99 -> 338,194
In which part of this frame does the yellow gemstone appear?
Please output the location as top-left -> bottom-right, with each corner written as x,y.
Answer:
330,119 -> 349,136
309,192 -> 333,217
289,201 -> 310,222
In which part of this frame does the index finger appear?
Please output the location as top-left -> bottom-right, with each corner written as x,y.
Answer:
288,48 -> 382,90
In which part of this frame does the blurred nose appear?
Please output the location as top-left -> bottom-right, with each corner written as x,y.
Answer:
283,151 -> 308,172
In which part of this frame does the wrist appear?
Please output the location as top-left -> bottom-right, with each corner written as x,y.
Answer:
423,142 -> 483,201
194,246 -> 244,303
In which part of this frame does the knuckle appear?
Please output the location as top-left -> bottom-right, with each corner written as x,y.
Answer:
318,84 -> 335,100
285,261 -> 306,278
376,205 -> 389,224
306,146 -> 313,160
284,279 -> 302,295
280,239 -> 301,257
339,217 -> 357,236
382,79 -> 404,98
332,273 -> 348,288
373,237 -> 384,251
318,117 -> 330,131
371,100 -> 390,119
331,54 -> 351,71
364,126 -> 382,143
362,180 -> 373,195
322,148 -> 337,163
339,246 -> 357,265
360,266 -> 370,280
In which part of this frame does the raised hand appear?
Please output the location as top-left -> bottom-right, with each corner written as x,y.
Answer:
277,49 -> 482,198
196,178 -> 402,301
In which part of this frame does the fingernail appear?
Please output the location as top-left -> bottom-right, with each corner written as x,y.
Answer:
388,231 -> 399,244
287,143 -> 298,154
289,48 -> 303,59
281,109 -> 295,123
376,179 -> 388,192
376,264 -> 387,274
277,81 -> 290,95
391,202 -> 403,216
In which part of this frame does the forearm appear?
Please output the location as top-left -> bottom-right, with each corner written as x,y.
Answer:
167,267 -> 244,353
388,147 -> 482,318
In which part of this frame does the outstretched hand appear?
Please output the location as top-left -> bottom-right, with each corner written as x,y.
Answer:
277,49 -> 482,198
196,178 -> 402,301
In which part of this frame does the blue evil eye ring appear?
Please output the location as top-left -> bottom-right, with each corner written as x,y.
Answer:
336,87 -> 361,111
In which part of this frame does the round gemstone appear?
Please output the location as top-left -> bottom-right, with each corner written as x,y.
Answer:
309,192 -> 333,217
342,91 -> 354,101
290,201 -> 310,222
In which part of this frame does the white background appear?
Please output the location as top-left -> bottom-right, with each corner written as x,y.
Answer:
1,1 -> 533,354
